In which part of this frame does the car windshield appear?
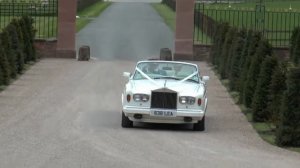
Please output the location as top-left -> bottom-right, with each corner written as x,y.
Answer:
133,62 -> 199,83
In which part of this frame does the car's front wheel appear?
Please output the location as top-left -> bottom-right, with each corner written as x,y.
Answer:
122,111 -> 133,128
193,116 -> 205,131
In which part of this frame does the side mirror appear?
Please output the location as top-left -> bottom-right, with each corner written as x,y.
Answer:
202,76 -> 210,82
123,72 -> 131,78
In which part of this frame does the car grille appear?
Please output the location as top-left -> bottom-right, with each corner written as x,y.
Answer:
151,91 -> 177,109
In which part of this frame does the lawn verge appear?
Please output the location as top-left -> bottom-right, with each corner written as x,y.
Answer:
76,1 -> 112,32
151,3 -> 176,31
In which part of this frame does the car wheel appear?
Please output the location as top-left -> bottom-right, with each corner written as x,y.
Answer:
193,116 -> 205,131
122,111 -> 133,128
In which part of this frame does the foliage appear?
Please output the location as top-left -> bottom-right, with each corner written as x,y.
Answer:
238,31 -> 262,103
209,22 -> 222,64
20,16 -> 36,62
0,30 -> 17,78
276,67 -> 300,147
0,16 -> 36,87
267,62 -> 287,125
291,28 -> 300,65
228,29 -> 247,91
219,27 -> 238,79
252,56 -> 278,122
6,23 -> 24,74
214,23 -> 230,67
0,45 -> 10,85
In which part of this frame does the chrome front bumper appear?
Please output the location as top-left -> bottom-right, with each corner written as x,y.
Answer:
123,106 -> 205,124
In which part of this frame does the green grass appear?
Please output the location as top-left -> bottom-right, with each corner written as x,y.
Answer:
76,1 -> 111,32
152,3 -> 176,31
206,1 -> 300,11
196,1 -> 300,46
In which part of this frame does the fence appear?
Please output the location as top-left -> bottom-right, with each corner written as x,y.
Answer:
0,0 -> 58,39
194,2 -> 300,47
162,0 -> 176,11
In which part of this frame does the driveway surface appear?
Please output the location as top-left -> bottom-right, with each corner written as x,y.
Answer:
76,2 -> 173,60
0,2 -> 300,168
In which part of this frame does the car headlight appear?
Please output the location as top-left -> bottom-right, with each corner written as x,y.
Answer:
179,96 -> 196,105
133,94 -> 149,102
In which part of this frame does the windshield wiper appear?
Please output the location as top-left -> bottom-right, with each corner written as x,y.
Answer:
154,76 -> 180,80
186,79 -> 199,83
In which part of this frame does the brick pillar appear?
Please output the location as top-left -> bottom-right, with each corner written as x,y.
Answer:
174,0 -> 195,60
56,0 -> 77,58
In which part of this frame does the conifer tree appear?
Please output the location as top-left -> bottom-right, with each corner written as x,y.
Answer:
210,23 -> 222,65
0,44 -> 10,85
228,29 -> 247,91
243,39 -> 272,108
238,31 -> 262,103
22,16 -> 36,61
267,62 -> 287,125
0,30 -> 17,78
292,29 -> 300,65
276,67 -> 300,147
290,27 -> 300,62
215,23 -> 230,68
219,27 -> 238,79
6,23 -> 24,74
252,56 -> 278,122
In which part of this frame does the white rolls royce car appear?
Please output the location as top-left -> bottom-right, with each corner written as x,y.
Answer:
122,60 -> 209,131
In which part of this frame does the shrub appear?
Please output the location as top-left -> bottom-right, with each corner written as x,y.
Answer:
267,62 -> 287,125
210,23 -> 222,65
291,29 -> 300,66
238,31 -> 262,103
22,16 -> 36,61
228,29 -> 247,91
0,45 -> 10,85
290,27 -> 300,63
219,27 -> 238,79
243,39 -> 272,108
0,30 -> 17,78
215,23 -> 230,67
276,67 -> 300,147
6,23 -> 24,74
252,56 -> 278,122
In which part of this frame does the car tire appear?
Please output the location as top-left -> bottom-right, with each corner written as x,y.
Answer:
122,111 -> 133,128
193,116 -> 205,131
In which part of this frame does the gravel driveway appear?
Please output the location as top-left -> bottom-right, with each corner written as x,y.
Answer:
0,2 -> 299,168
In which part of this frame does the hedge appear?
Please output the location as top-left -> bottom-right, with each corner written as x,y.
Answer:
276,67 -> 300,147
211,24 -> 300,147
252,56 -> 278,122
0,16 -> 36,86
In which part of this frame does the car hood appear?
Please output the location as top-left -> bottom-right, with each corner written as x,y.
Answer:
130,80 -> 204,96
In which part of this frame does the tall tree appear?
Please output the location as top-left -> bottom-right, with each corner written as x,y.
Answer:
0,45 -> 10,85
238,31 -> 262,103
243,39 -> 272,108
252,56 -> 278,122
219,27 -> 238,79
276,67 -> 300,147
291,29 -> 300,66
0,30 -> 17,78
228,29 -> 247,91
267,62 -> 287,125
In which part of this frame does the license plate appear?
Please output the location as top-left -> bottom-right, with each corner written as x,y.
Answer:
151,110 -> 176,117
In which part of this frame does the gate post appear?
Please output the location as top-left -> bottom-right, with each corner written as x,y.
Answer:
174,0 -> 195,60
56,0 -> 77,58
